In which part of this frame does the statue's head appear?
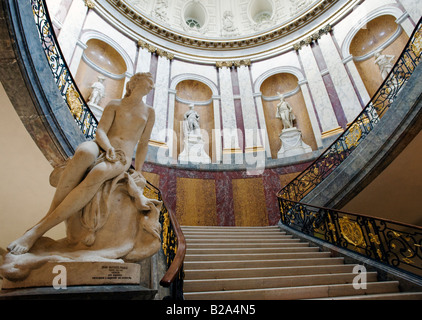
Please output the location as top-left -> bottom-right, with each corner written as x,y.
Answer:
124,72 -> 154,98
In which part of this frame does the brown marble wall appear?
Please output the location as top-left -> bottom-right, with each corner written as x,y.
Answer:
351,15 -> 410,98
142,161 -> 312,227
74,39 -> 127,109
173,80 -> 214,161
261,73 -> 318,159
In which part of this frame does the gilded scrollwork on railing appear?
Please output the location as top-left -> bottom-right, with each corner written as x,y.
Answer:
279,199 -> 422,277
278,18 -> 422,279
31,0 -> 98,140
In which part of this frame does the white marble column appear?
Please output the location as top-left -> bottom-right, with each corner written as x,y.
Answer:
212,97 -> 222,163
298,80 -> 323,148
319,35 -> 362,123
299,45 -> 339,133
396,12 -> 415,36
254,92 -> 272,157
150,56 -> 170,144
342,55 -> 371,106
57,1 -> 89,64
69,40 -> 87,76
218,66 -> 240,152
136,47 -> 152,73
237,65 -> 263,150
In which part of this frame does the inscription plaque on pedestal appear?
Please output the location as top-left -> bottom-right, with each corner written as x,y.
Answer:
1,262 -> 141,289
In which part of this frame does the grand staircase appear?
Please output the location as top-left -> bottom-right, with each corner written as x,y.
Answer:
182,226 -> 422,300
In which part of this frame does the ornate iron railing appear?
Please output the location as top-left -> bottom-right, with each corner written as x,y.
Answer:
31,0 -> 98,139
144,182 -> 186,300
278,19 -> 422,202
31,0 -> 186,299
278,18 -> 422,278
279,198 -> 422,277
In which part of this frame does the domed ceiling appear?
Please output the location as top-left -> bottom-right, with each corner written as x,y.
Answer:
102,0 -> 350,60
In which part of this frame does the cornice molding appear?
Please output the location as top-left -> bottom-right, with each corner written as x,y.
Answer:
106,0 -> 338,51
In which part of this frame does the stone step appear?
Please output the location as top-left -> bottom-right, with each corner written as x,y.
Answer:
183,230 -> 286,236
183,281 -> 400,300
314,292 -> 422,300
187,241 -> 306,249
184,264 -> 359,280
186,246 -> 319,255
185,237 -> 299,244
184,272 -> 379,292
184,233 -> 291,240
184,251 -> 331,262
181,226 -> 280,232
184,257 -> 344,270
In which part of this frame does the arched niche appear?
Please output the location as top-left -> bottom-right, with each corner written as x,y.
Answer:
261,73 -> 317,159
173,80 -> 215,162
74,39 -> 128,113
349,15 -> 410,98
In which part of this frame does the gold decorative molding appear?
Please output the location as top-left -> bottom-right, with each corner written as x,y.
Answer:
216,59 -> 251,68
138,40 -> 174,60
321,126 -> 344,138
293,24 -> 332,51
84,0 -> 96,9
107,0 -> 338,51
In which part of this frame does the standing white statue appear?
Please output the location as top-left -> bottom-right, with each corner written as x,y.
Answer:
178,104 -> 211,164
275,93 -> 296,130
1,72 -> 163,284
275,92 -> 312,158
87,76 -> 106,121
374,51 -> 395,80
88,76 -> 106,107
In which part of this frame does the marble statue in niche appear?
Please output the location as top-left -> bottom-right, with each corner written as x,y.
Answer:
87,75 -> 106,120
275,92 -> 296,129
374,50 -> 395,80
178,104 -> 211,164
275,93 -> 312,158
0,72 -> 163,285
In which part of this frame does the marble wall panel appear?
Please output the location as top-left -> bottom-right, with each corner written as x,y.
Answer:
232,177 -> 269,226
176,177 -> 218,226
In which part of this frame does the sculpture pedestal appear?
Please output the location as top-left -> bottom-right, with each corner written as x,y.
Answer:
277,127 -> 312,158
88,102 -> 104,121
178,134 -> 211,164
1,261 -> 140,289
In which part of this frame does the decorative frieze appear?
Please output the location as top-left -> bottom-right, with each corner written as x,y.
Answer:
137,40 -> 174,60
293,24 -> 332,51
216,59 -> 251,68
84,0 -> 95,9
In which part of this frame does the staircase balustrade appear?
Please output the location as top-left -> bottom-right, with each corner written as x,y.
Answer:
278,18 -> 422,280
